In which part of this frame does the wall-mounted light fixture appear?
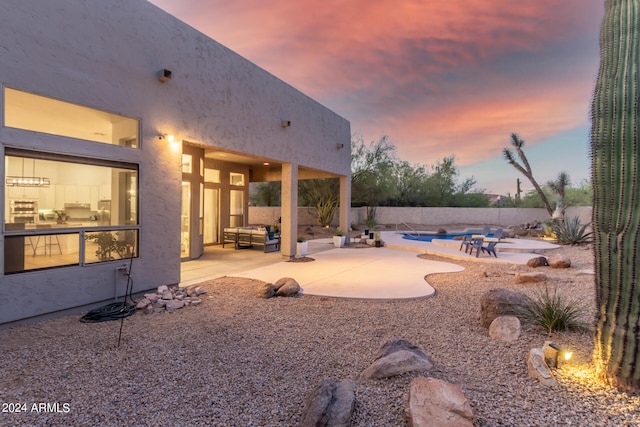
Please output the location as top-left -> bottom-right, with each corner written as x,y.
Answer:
159,133 -> 175,142
158,68 -> 172,82
336,143 -> 345,149
281,120 -> 291,128
5,158 -> 50,188
543,341 -> 573,368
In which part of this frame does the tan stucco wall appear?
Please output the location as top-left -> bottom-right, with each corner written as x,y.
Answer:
250,206 -> 593,229
0,0 -> 350,325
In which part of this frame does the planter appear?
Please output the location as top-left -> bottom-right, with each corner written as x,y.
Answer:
375,240 -> 382,248
296,241 -> 308,257
333,235 -> 346,248
369,232 -> 374,239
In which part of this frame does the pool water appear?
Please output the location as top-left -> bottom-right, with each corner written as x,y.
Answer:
402,233 -> 467,242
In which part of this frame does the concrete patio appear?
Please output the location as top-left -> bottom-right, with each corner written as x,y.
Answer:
180,231 -> 560,299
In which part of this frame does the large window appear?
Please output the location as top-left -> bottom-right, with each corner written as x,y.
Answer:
4,150 -> 139,274
4,87 -> 139,147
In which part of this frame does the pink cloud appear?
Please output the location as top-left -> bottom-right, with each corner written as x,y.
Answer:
150,0 -> 603,175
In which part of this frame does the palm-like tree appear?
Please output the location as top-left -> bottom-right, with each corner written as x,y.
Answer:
547,172 -> 570,219
502,133 -> 554,216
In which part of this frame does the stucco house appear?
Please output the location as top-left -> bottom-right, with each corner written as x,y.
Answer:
0,0 -> 351,325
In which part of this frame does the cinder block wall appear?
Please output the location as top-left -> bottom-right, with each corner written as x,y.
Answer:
250,206 -> 592,228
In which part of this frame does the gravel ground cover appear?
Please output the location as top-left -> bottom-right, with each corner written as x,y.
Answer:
2,236 -> 640,426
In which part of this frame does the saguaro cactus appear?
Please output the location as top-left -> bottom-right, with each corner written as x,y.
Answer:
591,0 -> 640,389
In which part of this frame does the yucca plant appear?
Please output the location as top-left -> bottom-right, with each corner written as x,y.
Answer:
591,0 -> 640,389
551,216 -> 593,245
524,286 -> 589,333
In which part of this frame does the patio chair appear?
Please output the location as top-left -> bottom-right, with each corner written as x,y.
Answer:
468,237 -> 484,257
459,235 -> 472,253
481,228 -> 504,258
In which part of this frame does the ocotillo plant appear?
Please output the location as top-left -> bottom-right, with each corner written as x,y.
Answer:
591,0 -> 640,389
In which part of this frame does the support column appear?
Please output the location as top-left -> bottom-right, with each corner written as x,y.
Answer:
339,174 -> 351,235
281,163 -> 298,257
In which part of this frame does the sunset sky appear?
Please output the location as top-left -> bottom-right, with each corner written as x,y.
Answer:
149,0 -> 605,196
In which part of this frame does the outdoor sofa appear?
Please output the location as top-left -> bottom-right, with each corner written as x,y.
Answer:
222,227 -> 279,252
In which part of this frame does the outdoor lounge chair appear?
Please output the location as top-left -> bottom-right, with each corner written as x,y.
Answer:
460,226 -> 491,253
481,228 -> 504,258
468,237 -> 484,257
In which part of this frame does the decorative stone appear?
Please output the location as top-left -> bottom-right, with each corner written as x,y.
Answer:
299,379 -> 356,427
489,315 -> 521,342
274,277 -> 300,297
406,377 -> 474,427
162,290 -> 173,300
527,256 -> 548,268
145,304 -> 154,315
136,298 -> 150,309
514,272 -> 547,284
191,298 -> 202,306
165,300 -> 185,311
157,285 -> 169,293
479,288 -> 533,328
256,283 -> 276,299
527,348 -> 557,387
359,339 -> 433,380
548,255 -> 571,268
194,286 -> 207,296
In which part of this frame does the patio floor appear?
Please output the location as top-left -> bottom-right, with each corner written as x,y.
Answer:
180,231 -> 559,299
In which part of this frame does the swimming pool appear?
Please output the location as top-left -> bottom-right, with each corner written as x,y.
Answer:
402,233 -> 467,242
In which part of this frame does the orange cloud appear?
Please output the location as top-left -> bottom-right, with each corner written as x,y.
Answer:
150,0 -> 603,178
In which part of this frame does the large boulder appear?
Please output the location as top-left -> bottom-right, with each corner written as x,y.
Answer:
514,272 -> 547,284
527,256 -> 548,268
299,379 -> 355,427
489,315 -> 521,342
406,377 -> 474,427
479,288 -> 533,328
274,277 -> 301,297
548,255 -> 571,268
359,339 -> 433,380
255,283 -> 276,299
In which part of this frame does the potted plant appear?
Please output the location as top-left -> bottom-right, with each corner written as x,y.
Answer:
333,229 -> 346,248
365,217 -> 377,237
296,236 -> 308,257
53,210 -> 67,224
374,231 -> 382,248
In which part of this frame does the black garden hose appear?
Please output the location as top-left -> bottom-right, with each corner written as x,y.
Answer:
80,253 -> 136,323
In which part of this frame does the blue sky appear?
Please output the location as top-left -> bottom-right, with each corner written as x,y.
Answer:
149,0 -> 605,195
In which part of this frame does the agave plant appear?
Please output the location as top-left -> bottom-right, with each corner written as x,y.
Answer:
524,286 -> 589,333
551,216 -> 593,245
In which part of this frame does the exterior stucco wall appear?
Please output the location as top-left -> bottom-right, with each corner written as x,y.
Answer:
0,0 -> 350,325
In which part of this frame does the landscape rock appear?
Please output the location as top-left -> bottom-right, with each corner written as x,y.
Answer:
489,315 -> 521,342
405,377 -> 474,427
479,288 -> 533,328
359,339 -> 433,380
136,298 -> 150,309
256,283 -> 276,298
165,299 -> 185,311
514,272 -> 547,284
527,256 -> 548,268
299,379 -> 355,427
527,348 -> 557,387
162,290 -> 173,300
548,255 -> 571,268
274,277 -> 300,297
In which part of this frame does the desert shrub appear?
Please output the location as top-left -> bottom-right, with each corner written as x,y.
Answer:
524,286 -> 589,333
552,216 -> 593,245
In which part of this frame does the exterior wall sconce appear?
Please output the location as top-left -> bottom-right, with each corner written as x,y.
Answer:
158,69 -> 172,82
281,120 -> 291,128
336,143 -> 344,149
543,341 -> 572,368
159,133 -> 174,142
